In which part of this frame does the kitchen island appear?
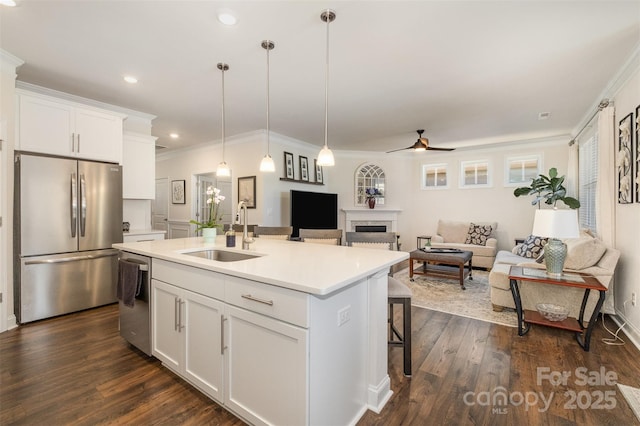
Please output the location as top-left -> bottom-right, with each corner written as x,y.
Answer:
113,236 -> 408,426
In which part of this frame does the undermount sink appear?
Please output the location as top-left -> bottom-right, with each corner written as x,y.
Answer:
184,249 -> 260,262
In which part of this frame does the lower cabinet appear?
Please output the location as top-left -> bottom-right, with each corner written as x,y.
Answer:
224,305 -> 307,426
151,271 -> 308,425
152,279 -> 224,401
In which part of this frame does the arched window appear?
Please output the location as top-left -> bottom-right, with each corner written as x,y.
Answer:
355,163 -> 385,206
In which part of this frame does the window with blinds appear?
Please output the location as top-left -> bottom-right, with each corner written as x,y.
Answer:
578,134 -> 598,232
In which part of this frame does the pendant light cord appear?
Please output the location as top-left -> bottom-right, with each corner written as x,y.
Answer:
221,66 -> 226,161
266,44 -> 271,154
324,15 -> 330,149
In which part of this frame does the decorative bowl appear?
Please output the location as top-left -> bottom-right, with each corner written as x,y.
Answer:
536,303 -> 569,322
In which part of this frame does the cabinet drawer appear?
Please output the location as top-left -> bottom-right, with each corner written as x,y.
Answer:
153,259 -> 224,300
225,276 -> 309,328
123,233 -> 165,242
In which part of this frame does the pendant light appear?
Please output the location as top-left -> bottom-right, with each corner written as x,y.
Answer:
317,9 -> 336,167
216,62 -> 231,177
259,40 -> 276,172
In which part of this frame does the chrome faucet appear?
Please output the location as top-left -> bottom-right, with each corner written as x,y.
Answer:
237,200 -> 254,250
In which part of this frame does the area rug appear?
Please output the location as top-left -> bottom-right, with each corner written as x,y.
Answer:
618,384 -> 640,422
393,267 -> 517,327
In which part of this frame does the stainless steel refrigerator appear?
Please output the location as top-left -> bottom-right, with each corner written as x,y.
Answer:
14,152 -> 123,323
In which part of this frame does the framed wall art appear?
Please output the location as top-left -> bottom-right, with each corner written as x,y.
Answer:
299,155 -> 309,181
636,105 -> 640,203
238,175 -> 256,208
315,159 -> 323,184
284,152 -> 294,179
171,180 -> 186,204
618,112 -> 633,204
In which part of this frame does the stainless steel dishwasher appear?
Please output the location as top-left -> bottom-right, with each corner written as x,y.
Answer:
118,251 -> 151,356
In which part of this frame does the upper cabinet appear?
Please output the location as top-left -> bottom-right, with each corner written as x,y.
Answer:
16,90 -> 125,163
122,132 -> 157,199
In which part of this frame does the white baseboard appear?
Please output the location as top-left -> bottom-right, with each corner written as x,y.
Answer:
610,312 -> 640,351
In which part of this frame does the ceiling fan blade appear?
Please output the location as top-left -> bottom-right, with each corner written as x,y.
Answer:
385,146 -> 413,153
426,146 -> 455,151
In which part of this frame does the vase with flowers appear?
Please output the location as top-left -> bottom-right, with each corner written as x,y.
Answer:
190,186 -> 225,242
365,187 -> 382,209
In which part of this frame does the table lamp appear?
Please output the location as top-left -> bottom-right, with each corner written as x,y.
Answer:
531,209 -> 580,276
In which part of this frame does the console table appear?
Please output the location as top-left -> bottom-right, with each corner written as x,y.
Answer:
508,266 -> 607,351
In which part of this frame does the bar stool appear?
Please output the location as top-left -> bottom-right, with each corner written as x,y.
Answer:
345,231 -> 412,376
387,276 -> 412,376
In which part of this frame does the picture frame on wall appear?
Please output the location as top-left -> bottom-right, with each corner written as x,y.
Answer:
618,112 -> 633,204
238,176 -> 256,209
171,180 -> 186,204
636,105 -> 639,203
300,156 -> 309,181
315,159 -> 323,184
284,152 -> 294,179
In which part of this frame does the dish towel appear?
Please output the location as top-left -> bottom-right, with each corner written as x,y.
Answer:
117,259 -> 142,308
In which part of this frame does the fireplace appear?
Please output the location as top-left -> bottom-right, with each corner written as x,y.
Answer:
342,208 -> 402,232
355,225 -> 387,232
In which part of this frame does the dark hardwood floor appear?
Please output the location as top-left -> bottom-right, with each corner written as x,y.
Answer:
1,303 -> 639,425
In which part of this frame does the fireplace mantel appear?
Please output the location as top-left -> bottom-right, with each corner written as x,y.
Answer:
342,208 -> 402,232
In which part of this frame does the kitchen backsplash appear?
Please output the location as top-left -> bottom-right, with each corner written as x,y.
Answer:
123,199 -> 152,230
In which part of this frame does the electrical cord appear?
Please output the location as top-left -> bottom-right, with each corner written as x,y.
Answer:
601,299 -> 630,346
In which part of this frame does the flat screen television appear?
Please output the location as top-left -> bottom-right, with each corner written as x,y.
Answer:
290,190 -> 338,238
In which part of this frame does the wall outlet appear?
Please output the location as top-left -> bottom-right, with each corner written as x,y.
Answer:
632,292 -> 637,307
337,305 -> 351,326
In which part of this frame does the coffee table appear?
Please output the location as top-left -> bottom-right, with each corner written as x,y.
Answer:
409,249 -> 473,289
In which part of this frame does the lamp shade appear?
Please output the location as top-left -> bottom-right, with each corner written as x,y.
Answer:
531,209 -> 580,239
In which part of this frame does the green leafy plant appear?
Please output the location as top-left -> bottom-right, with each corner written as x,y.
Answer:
190,186 -> 225,231
513,167 -> 580,209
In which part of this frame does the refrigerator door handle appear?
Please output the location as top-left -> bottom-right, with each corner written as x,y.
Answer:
24,250 -> 119,265
80,174 -> 87,237
70,173 -> 77,238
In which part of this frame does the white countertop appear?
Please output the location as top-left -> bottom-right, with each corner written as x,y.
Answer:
113,237 -> 408,296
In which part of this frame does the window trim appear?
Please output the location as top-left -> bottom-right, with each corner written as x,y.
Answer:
504,154 -> 543,187
459,159 -> 492,189
421,163 -> 449,190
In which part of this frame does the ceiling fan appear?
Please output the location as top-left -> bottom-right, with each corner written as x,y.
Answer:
386,130 -> 455,153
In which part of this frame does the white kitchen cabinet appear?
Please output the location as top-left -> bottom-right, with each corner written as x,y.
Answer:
151,259 -> 310,425
16,90 -> 124,163
122,132 -> 156,199
123,231 -> 165,243
152,279 -> 224,401
225,305 -> 307,426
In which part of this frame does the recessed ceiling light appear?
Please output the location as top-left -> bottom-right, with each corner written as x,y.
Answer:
170,133 -> 179,139
0,0 -> 17,7
538,112 -> 551,120
218,12 -> 237,25
123,75 -> 138,84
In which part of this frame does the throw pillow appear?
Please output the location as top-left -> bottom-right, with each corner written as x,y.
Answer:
563,237 -> 607,270
464,223 -> 493,246
516,235 -> 548,258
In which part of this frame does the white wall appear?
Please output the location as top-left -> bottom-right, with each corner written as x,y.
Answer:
155,130 -> 332,231
330,139 -> 569,252
610,65 -> 640,346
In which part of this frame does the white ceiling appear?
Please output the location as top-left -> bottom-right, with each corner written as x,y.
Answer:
1,1 -> 639,153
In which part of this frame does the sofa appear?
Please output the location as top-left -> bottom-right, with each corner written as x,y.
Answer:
489,233 -> 620,319
430,219 -> 498,269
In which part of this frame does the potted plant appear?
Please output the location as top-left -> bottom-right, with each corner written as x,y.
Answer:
190,186 -> 225,241
513,167 -> 580,209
